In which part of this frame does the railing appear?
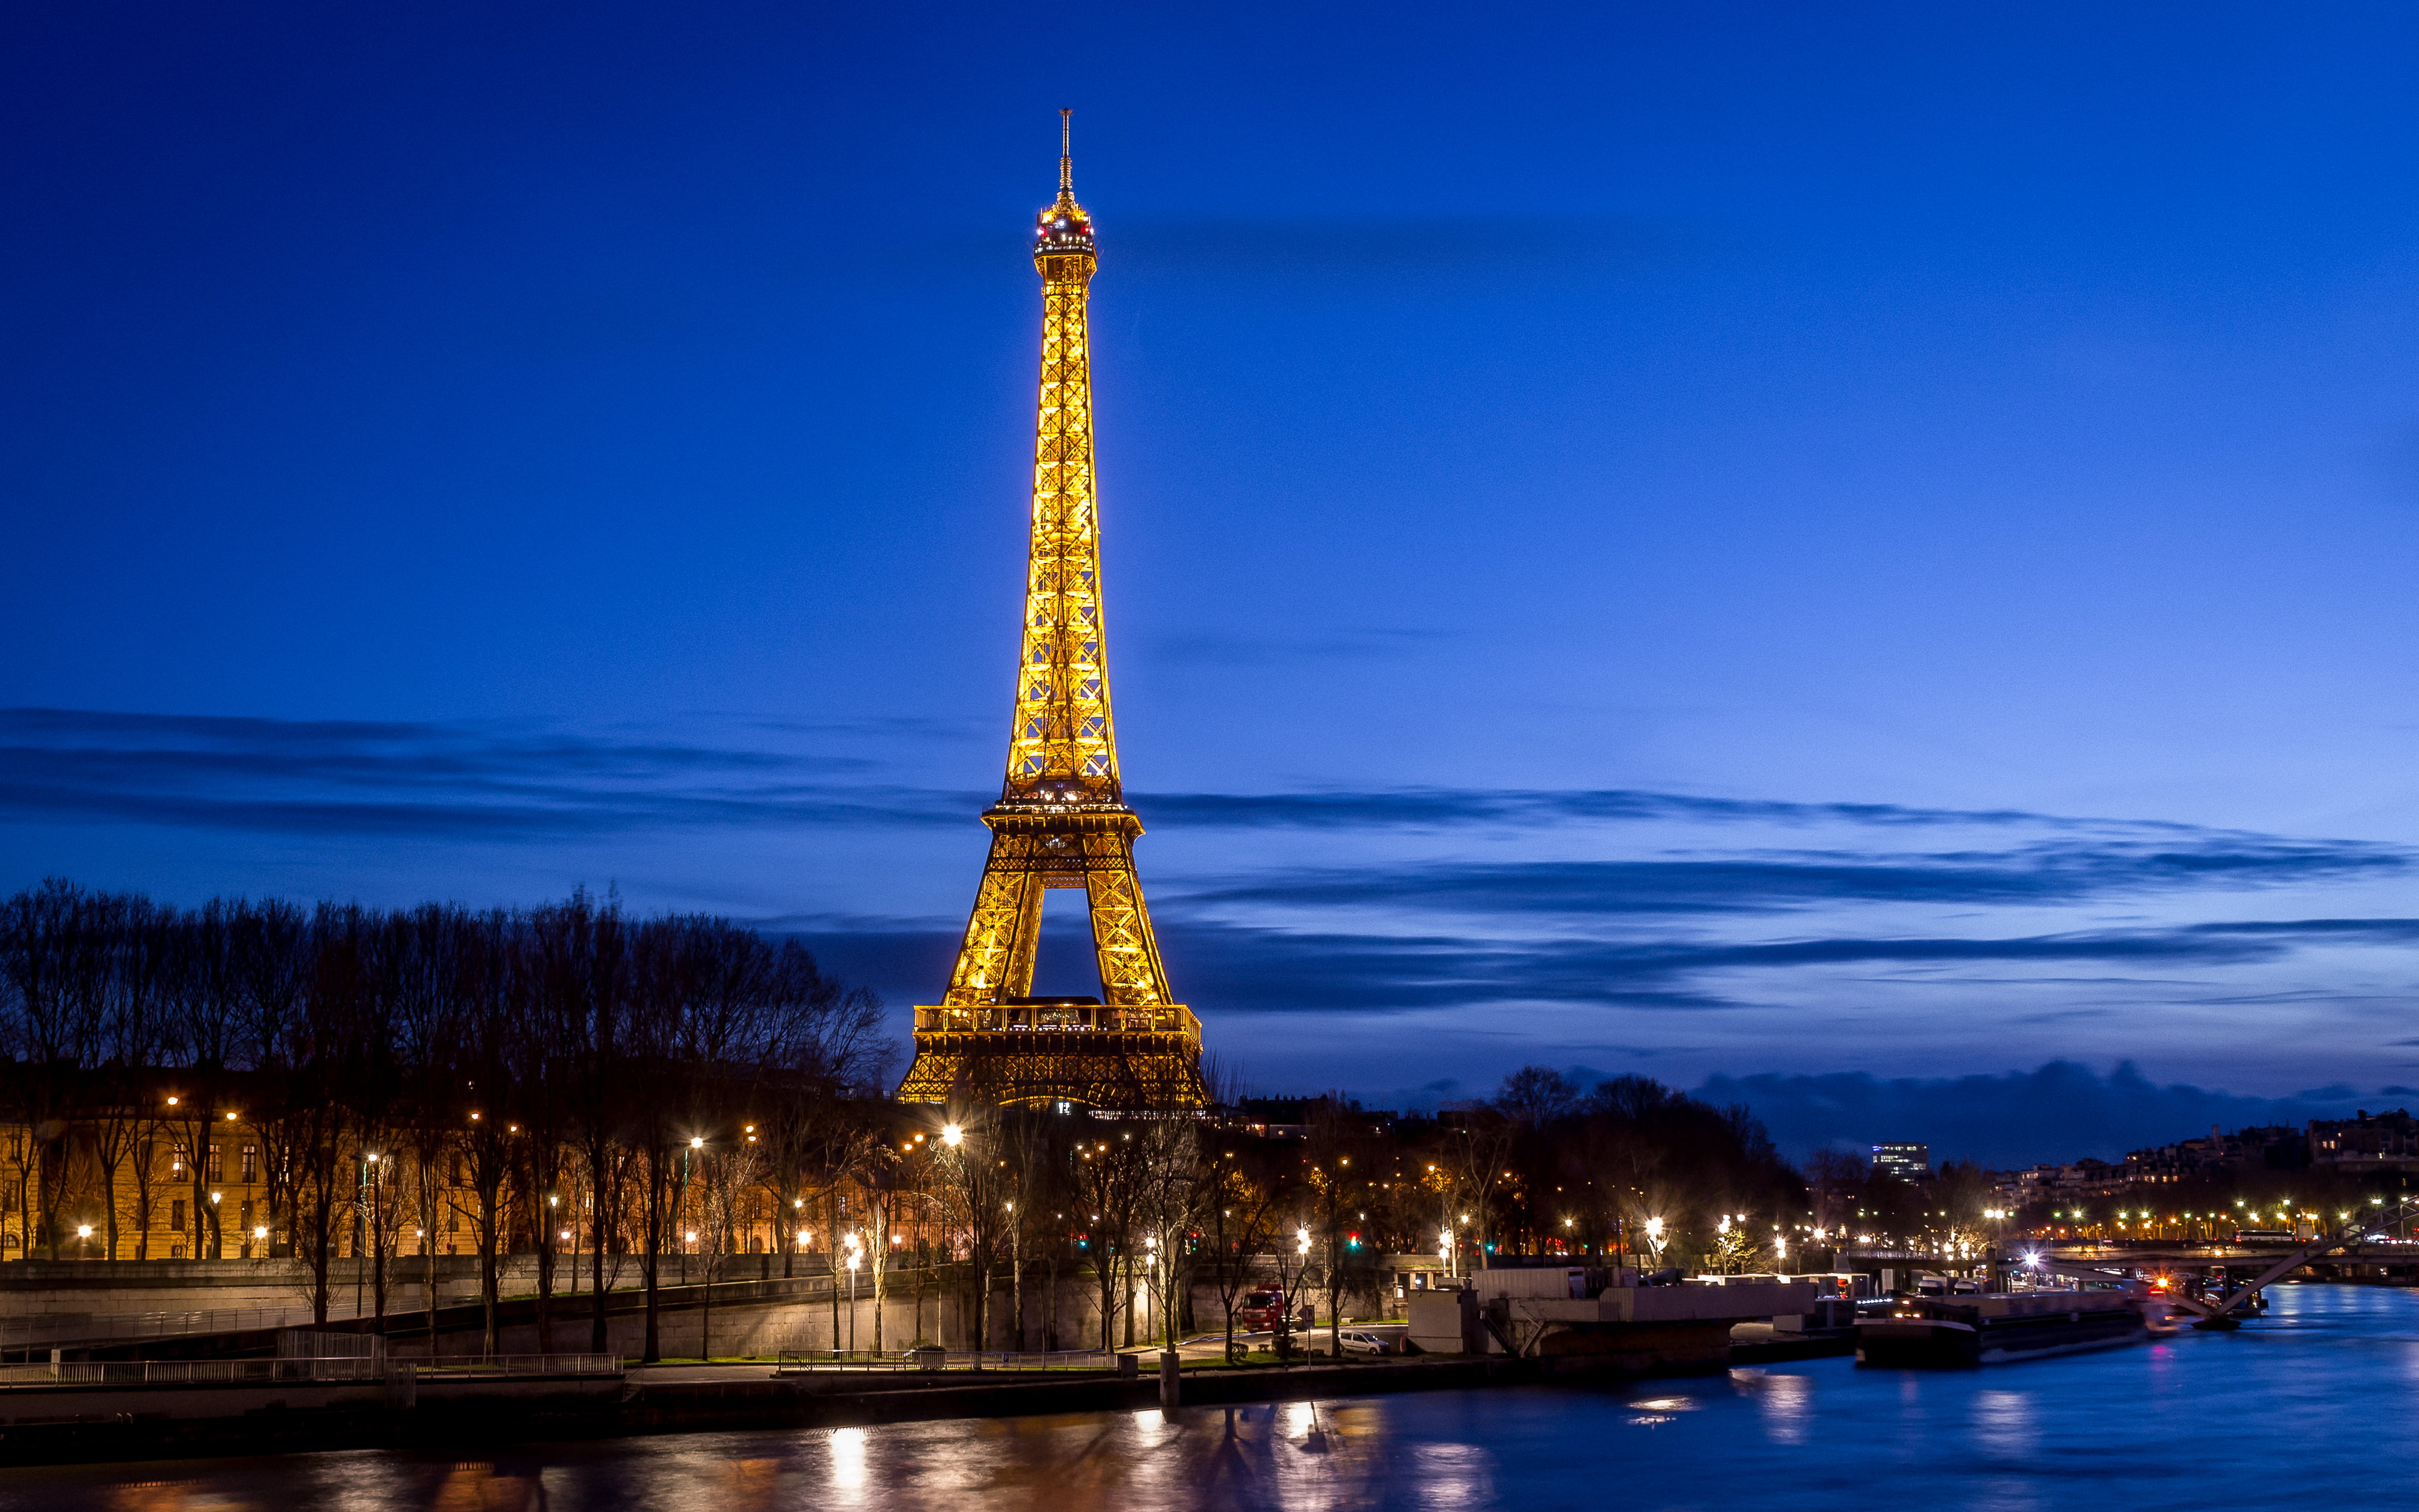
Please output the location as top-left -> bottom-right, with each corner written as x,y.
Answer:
0,1353 -> 621,1389
774,1348 -> 1112,1373
419,1353 -> 622,1378
912,1003 -> 1200,1037
0,1304 -> 371,1352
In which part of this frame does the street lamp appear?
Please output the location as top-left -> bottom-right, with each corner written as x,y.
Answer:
844,1243 -> 862,1352
941,1123 -> 964,1148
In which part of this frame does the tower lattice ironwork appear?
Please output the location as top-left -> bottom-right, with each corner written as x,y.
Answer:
896,112 -> 1206,1113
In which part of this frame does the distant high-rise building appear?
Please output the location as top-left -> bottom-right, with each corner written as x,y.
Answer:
1872,1142 -> 1931,1180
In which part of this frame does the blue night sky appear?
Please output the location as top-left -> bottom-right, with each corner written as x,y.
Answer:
10,2 -> 2419,1162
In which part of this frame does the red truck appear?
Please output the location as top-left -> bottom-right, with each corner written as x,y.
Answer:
1236,1287 -> 1286,1331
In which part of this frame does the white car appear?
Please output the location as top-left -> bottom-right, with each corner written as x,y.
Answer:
1333,1329 -> 1395,1357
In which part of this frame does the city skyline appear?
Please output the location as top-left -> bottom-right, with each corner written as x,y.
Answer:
10,4 -> 2419,1153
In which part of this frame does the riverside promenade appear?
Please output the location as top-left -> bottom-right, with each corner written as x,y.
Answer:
0,1351 -> 1574,1467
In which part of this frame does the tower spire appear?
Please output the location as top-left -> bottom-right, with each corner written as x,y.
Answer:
1059,107 -> 1074,197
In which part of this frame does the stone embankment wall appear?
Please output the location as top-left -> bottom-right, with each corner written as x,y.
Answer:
1,1255 -> 1408,1355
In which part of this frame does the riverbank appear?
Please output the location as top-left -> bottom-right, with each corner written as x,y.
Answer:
0,1350 -> 1689,1468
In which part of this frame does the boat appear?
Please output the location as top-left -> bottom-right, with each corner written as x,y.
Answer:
1854,1290 -> 2157,1368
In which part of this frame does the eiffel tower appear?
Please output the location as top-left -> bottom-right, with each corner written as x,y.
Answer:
895,113 -> 1206,1113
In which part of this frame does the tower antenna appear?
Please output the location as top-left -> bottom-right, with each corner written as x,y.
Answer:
1059,108 -> 1073,195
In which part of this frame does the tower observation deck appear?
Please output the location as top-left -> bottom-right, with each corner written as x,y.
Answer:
895,113 -> 1207,1113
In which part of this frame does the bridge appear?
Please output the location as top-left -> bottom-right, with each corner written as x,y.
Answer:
1843,1200 -> 2419,1329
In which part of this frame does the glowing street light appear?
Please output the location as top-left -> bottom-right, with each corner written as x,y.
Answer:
941,1123 -> 964,1148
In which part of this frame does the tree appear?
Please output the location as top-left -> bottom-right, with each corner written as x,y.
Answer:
1201,1144 -> 1289,1362
1072,1127 -> 1145,1350
1133,1118 -> 1209,1349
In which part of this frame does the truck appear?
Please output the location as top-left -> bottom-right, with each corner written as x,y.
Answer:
1235,1287 -> 1287,1331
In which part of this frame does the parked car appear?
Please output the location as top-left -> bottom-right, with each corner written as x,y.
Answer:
1334,1329 -> 1395,1357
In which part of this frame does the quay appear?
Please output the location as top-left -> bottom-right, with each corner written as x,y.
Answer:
0,1267 -> 1835,1468
0,1351 -> 1615,1468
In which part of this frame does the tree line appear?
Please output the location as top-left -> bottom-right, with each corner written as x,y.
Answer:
0,878 -> 888,1357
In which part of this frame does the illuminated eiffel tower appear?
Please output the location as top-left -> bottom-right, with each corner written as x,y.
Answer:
896,113 -> 1206,1113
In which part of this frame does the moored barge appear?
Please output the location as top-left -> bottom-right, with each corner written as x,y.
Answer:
1854,1291 -> 2157,1367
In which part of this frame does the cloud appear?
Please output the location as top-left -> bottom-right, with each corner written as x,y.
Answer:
807,913 -> 2419,1021
1175,839 -> 2408,916
0,706 -> 966,838
1695,1060 -> 2393,1168
1140,787 -> 2078,832
22,706 -> 2370,865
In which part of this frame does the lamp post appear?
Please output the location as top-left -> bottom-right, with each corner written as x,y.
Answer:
678,1137 -> 704,1286
209,1191 -> 222,1261
845,1235 -> 862,1353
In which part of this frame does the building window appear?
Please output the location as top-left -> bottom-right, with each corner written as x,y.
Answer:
240,1145 -> 257,1183
171,1145 -> 187,1176
171,1244 -> 185,1259
171,1199 -> 187,1231
206,1146 -> 222,1182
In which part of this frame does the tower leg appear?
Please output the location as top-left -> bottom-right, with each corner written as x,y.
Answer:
945,836 -> 1044,1005
1084,835 -> 1171,1007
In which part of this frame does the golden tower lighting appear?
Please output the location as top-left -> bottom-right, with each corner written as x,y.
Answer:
896,111 -> 1206,1113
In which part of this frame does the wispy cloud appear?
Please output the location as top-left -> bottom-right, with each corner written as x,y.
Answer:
1143,916 -> 2419,1017
1175,840 -> 2410,916
10,706 -> 2273,844
1143,787 -> 2139,832
0,706 -> 965,837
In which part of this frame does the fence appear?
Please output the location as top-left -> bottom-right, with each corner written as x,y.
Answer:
0,1302 -> 376,1353
418,1353 -> 622,1378
774,1348 -> 1111,1374
0,1353 -> 621,1388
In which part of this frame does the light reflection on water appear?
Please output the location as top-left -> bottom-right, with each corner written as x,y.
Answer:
8,1285 -> 2419,1510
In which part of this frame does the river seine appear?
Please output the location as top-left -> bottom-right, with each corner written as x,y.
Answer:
3,1282 -> 2413,1510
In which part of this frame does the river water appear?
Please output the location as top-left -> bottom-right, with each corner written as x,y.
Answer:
5,1283 -> 2415,1510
